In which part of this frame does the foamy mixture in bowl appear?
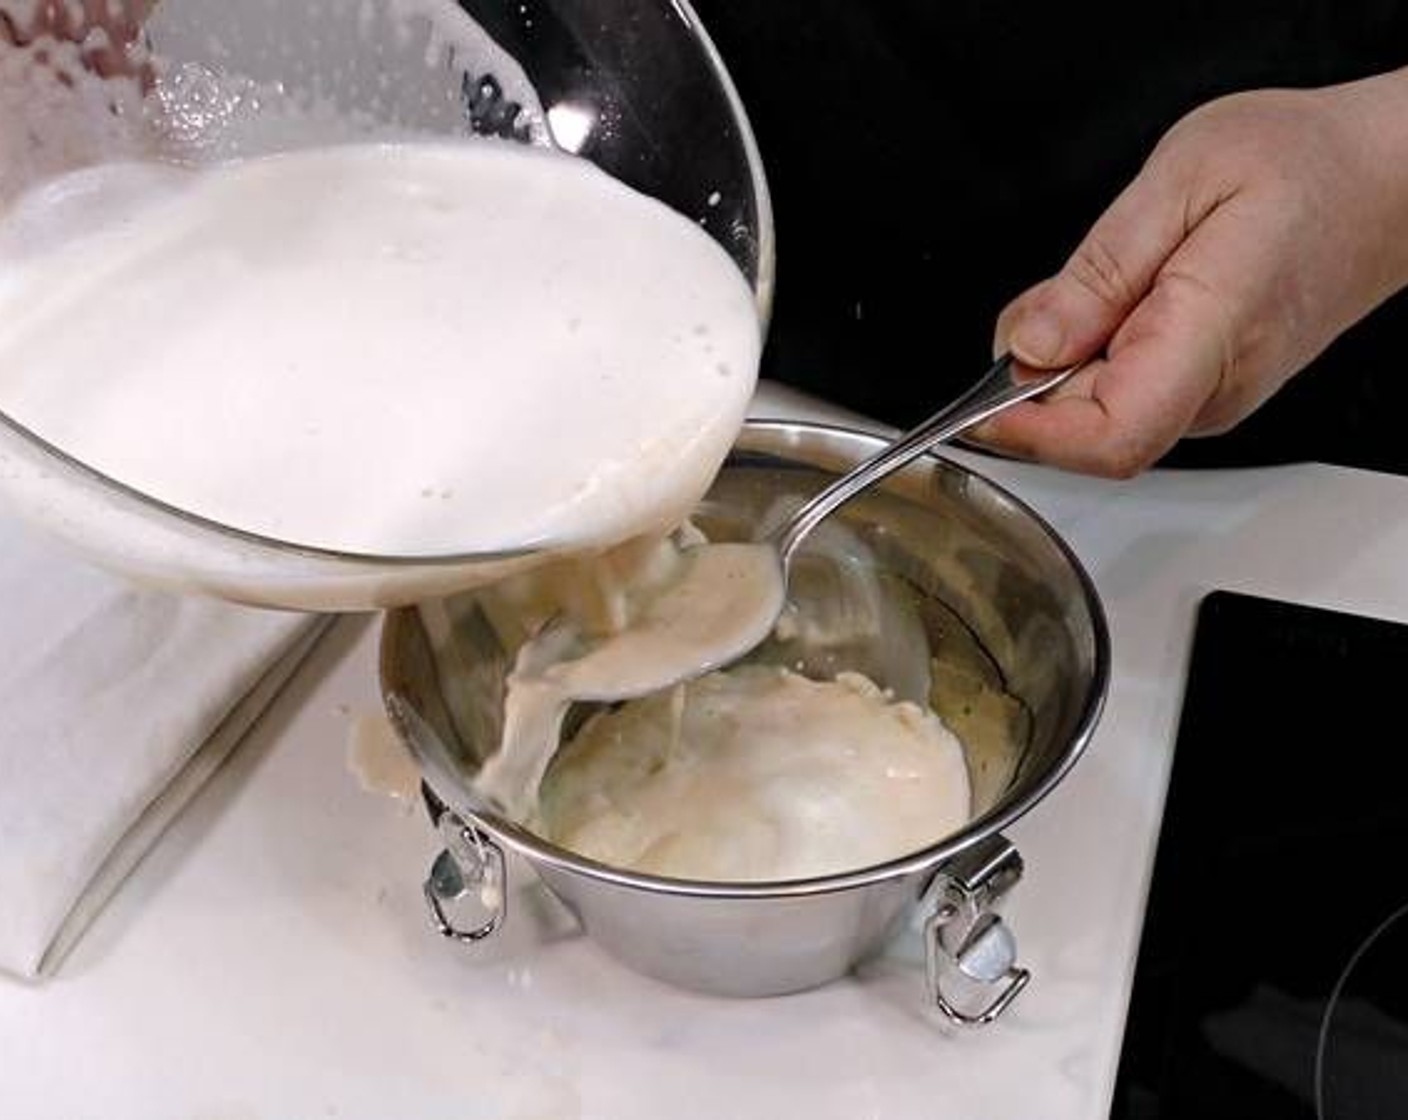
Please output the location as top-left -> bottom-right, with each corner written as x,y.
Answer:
0,141 -> 760,559
539,665 -> 972,882
453,527 -> 976,883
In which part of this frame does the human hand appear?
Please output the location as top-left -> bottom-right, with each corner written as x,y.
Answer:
982,68 -> 1408,478
0,1 -> 154,77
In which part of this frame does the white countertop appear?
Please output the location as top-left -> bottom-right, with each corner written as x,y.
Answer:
5,381 -> 1408,1119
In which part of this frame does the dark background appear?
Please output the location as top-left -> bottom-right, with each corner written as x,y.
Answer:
689,0 -> 1408,472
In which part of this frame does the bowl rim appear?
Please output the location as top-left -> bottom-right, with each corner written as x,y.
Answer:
380,417 -> 1112,901
676,0 -> 776,328
0,0 -> 777,568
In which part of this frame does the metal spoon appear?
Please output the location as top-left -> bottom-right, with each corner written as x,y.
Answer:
713,351 -> 1081,700
767,352 -> 1082,573
443,354 -> 1082,819
484,351 -> 1082,723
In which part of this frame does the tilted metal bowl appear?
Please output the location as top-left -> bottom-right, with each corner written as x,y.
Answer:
0,0 -> 771,610
379,420 -> 1109,1023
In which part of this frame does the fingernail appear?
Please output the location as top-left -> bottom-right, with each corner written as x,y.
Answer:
1009,310 -> 1064,367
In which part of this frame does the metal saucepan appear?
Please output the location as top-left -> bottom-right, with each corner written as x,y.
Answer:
379,419 -> 1109,1025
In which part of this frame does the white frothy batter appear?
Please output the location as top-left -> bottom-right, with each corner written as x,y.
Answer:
0,141 -> 760,579
471,536 -> 785,822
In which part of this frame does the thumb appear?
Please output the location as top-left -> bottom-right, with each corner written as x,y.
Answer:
1000,155 -> 1201,368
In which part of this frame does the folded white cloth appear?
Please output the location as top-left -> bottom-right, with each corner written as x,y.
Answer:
0,513 -> 325,979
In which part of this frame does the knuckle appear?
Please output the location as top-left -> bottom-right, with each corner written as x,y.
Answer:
1155,268 -> 1240,357
1192,374 -> 1260,437
1084,418 -> 1168,479
1093,441 -> 1154,480
1190,412 -> 1238,438
1064,235 -> 1136,310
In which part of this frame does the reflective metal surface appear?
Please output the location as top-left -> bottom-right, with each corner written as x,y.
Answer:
771,354 -> 1082,569
380,421 -> 1108,1005
924,835 -> 1030,1026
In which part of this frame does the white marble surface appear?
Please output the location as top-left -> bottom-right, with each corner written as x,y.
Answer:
5,382 -> 1408,1119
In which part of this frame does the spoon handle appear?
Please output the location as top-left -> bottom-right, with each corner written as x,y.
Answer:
772,353 -> 1083,568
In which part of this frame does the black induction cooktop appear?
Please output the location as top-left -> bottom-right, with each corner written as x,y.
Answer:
1111,590 -> 1408,1119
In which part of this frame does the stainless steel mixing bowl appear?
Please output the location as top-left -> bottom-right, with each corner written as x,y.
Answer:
379,420 -> 1110,1023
